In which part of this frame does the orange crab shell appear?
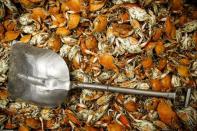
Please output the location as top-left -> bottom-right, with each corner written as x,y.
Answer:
130,19 -> 141,29
179,15 -> 187,26
61,0 -> 84,13
31,8 -> 48,20
25,118 -> 41,129
48,6 -> 60,15
111,24 -> 132,38
85,35 -> 98,50
48,36 -> 61,52
89,0 -> 106,12
4,122 -> 17,129
5,31 -> 20,41
155,41 -> 165,56
18,125 -> 29,131
157,58 -> 167,71
65,110 -> 81,125
157,100 -> 179,128
177,65 -> 190,77
98,54 -> 117,70
67,13 -> 80,29
150,79 -> 163,91
142,57 -> 153,69
0,89 -> 9,99
44,119 -> 57,129
85,125 -> 100,131
107,121 -> 124,131
119,12 -> 130,23
179,58 -> 190,65
161,75 -> 172,91
119,114 -> 130,128
171,0 -> 183,11
20,35 -> 32,43
93,15 -> 108,32
3,20 -> 17,31
145,41 -> 156,51
56,27 -> 70,36
152,28 -> 162,41
124,101 -> 137,112
192,32 -> 197,49
165,17 -> 176,39
19,0 -> 35,9
52,13 -> 66,27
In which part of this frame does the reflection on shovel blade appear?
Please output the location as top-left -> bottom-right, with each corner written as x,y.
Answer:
8,43 -> 70,107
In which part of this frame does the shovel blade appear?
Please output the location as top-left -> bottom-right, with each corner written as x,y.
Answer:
8,43 -> 70,107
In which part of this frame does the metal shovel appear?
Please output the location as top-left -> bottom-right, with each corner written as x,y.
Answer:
8,43 -> 191,107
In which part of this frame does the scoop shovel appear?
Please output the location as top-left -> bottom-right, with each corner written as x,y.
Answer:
8,43 -> 191,107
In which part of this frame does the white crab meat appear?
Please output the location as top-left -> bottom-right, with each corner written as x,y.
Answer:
128,7 -> 149,21
21,24 -> 36,34
180,34 -> 194,50
116,37 -> 142,54
30,32 -> 49,45
68,45 -> 80,61
19,13 -> 34,25
0,60 -> 8,74
171,75 -> 181,87
60,44 -> 71,57
112,0 -> 136,4
71,69 -> 92,83
182,20 -> 197,33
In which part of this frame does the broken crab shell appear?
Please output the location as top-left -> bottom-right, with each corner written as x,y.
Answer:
177,65 -> 190,77
47,36 -> 61,52
20,35 -> 32,43
170,0 -> 183,11
61,0 -> 83,13
31,7 -> 48,21
67,13 -> 80,29
155,41 -> 165,56
4,31 -> 20,41
93,15 -> 108,32
85,35 -> 97,50
107,121 -> 124,131
89,0 -> 106,12
150,79 -> 162,91
142,57 -> 153,69
56,27 -> 71,36
98,53 -> 118,72
157,100 -> 179,128
19,0 -> 45,9
161,75 -> 172,91
25,118 -> 41,129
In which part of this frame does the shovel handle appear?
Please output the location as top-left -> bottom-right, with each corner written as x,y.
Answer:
72,83 -> 176,99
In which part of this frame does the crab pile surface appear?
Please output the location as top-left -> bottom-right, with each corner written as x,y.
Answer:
0,0 -> 197,130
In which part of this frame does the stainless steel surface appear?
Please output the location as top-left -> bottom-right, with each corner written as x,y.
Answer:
8,43 -> 70,107
74,83 -> 176,99
8,43 -> 189,108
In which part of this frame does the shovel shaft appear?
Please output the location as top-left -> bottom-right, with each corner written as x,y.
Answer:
72,83 -> 176,99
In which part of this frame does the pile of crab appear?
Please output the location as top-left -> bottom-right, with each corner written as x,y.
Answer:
0,0 -> 197,130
